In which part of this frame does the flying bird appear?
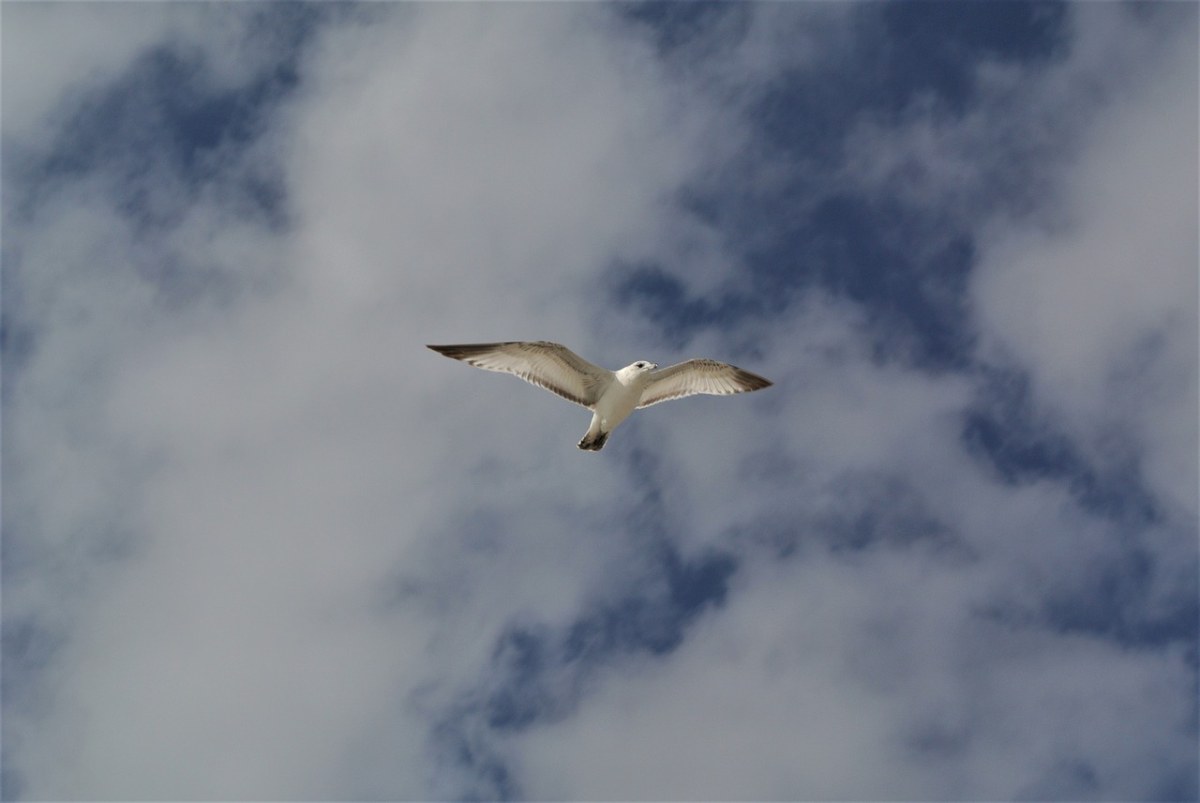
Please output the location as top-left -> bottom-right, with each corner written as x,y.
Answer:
427,341 -> 772,451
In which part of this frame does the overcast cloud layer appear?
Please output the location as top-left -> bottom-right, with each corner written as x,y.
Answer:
3,3 -> 1197,800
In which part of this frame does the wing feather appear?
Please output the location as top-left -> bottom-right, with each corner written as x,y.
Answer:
427,341 -> 612,409
637,359 -> 772,409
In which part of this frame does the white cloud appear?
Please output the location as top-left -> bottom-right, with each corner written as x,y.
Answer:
3,4 -> 752,799
2,3 -> 176,142
1,4 -> 293,147
469,6 -> 1198,800
514,551 -> 1195,800
972,13 -> 1198,520
3,3 -> 1194,800
506,278 -> 1194,801
285,4 -> 743,315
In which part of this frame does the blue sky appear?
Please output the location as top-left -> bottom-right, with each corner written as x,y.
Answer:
2,3 -> 1196,800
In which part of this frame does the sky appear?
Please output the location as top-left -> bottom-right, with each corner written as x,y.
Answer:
1,2 -> 1197,800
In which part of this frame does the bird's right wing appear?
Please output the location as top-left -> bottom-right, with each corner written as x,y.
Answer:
638,359 -> 772,408
427,341 -> 612,409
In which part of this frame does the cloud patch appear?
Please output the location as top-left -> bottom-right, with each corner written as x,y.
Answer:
3,3 -> 1195,800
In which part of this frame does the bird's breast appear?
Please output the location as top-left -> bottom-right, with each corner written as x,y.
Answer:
594,380 -> 643,422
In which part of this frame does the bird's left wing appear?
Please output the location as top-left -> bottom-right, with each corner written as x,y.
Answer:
637,359 -> 772,409
427,341 -> 612,409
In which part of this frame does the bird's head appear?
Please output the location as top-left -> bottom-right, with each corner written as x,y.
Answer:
619,360 -> 658,381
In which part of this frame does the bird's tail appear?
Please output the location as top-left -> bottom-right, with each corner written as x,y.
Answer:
577,429 -> 608,451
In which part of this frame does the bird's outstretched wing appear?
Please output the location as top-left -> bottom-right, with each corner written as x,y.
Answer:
427,341 -> 612,409
637,359 -> 772,409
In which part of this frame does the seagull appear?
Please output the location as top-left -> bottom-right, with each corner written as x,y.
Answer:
427,341 -> 772,451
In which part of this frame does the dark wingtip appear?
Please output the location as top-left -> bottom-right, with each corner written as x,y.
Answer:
427,343 -> 502,360
735,367 -> 773,391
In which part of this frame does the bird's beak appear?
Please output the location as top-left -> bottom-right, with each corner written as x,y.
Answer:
651,363 -> 659,370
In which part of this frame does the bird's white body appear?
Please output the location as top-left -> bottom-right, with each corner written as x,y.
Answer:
427,341 -> 772,451
582,363 -> 658,450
